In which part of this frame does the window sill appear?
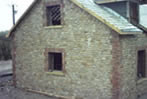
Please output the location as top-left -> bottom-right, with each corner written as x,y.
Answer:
44,25 -> 63,29
137,78 -> 147,85
46,71 -> 65,76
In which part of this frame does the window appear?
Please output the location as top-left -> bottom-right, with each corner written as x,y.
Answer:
137,50 -> 146,78
48,52 -> 62,71
46,5 -> 61,26
129,2 -> 139,24
44,48 -> 65,73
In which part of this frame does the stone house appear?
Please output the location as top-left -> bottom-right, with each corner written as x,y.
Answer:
8,0 -> 147,99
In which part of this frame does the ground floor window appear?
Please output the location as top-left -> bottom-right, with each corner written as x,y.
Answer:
137,50 -> 146,78
44,48 -> 65,72
48,52 -> 62,71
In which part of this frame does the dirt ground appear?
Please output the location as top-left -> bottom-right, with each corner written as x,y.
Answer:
0,76 -> 58,99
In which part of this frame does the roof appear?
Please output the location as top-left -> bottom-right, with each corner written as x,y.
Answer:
8,0 -> 142,37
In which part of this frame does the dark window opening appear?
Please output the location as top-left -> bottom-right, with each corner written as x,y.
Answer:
137,50 -> 146,78
48,52 -> 62,71
129,2 -> 139,24
46,5 -> 61,26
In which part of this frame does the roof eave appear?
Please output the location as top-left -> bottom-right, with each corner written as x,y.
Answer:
94,0 -> 126,4
94,0 -> 140,4
120,30 -> 142,35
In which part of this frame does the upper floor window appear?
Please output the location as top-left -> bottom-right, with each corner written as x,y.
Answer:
46,5 -> 61,26
43,0 -> 63,27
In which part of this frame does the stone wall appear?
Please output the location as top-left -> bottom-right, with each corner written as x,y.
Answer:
13,0 -> 114,99
120,33 -> 147,99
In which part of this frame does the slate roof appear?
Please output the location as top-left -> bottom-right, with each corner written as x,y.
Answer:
8,0 -> 143,37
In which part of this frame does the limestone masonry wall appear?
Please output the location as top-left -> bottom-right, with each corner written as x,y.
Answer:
13,0 -> 114,99
11,0 -> 147,99
120,34 -> 147,99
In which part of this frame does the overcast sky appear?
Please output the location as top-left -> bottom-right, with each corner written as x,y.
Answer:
0,0 -> 147,31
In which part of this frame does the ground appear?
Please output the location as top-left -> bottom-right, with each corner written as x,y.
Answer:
0,60 -> 147,99
0,77 -> 57,99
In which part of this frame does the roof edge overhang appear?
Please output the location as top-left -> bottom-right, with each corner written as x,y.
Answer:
7,0 -> 39,38
94,0 -> 140,4
70,0 -> 141,35
94,0 -> 127,4
120,30 -> 142,35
